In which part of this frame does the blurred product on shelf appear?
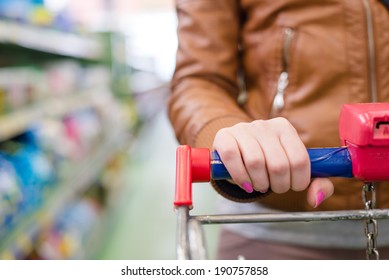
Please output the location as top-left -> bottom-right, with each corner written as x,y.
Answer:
62,108 -> 103,160
0,94 -> 131,259
0,104 -> 113,225
24,152 -> 128,260
44,61 -> 85,96
0,61 -> 113,116
0,66 -> 47,113
0,129 -> 56,235
36,107 -> 105,173
0,154 -> 23,232
35,196 -> 102,260
0,0 -> 79,32
0,0 -> 137,260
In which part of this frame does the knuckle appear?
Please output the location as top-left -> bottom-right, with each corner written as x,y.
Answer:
290,154 -> 309,171
217,146 -> 236,161
231,122 -> 250,133
251,119 -> 265,127
215,127 -> 229,139
272,117 -> 289,126
268,162 -> 289,176
271,117 -> 297,133
233,122 -> 246,129
244,156 -> 264,171
250,120 -> 267,131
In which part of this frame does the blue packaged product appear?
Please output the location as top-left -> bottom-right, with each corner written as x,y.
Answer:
1,130 -> 56,215
0,154 -> 22,235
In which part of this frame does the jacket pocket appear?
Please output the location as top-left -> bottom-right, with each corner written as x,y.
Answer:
270,27 -> 295,116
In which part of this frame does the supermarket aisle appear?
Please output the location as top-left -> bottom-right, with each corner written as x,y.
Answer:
0,0 -> 223,261
98,108 -> 220,260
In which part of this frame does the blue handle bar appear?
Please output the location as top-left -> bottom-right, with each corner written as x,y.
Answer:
210,147 -> 353,180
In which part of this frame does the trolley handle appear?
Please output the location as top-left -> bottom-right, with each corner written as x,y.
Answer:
174,146 -> 353,207
210,147 -> 353,180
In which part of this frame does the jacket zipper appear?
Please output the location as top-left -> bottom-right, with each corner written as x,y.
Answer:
362,0 -> 378,102
271,28 -> 294,114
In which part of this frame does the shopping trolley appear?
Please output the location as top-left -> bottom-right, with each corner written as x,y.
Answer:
174,103 -> 389,260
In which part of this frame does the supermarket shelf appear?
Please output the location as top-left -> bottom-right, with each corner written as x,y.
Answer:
0,128 -> 131,259
0,21 -> 104,60
0,91 -> 106,141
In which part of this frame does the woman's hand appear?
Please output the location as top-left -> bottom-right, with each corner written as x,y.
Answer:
212,118 -> 334,208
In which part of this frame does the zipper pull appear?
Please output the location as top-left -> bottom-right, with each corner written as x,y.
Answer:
271,28 -> 293,114
273,72 -> 289,112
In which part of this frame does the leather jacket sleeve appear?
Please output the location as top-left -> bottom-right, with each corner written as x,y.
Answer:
168,0 -> 252,149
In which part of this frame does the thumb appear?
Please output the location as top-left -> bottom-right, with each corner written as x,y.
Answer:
307,178 -> 334,208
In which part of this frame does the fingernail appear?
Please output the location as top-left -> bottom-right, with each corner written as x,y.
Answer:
242,182 -> 254,193
259,188 -> 269,194
314,191 -> 325,208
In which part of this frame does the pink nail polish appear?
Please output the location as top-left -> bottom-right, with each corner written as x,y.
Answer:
314,191 -> 325,208
242,182 -> 254,193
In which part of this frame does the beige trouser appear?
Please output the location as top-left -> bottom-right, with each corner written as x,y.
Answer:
217,229 -> 389,260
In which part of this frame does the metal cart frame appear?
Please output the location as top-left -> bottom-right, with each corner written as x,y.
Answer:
174,145 -> 389,260
176,204 -> 389,260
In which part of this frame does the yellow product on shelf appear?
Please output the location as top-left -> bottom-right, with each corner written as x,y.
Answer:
29,6 -> 53,27
0,88 -> 6,115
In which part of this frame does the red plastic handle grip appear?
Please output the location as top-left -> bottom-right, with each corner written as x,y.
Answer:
174,146 -> 210,207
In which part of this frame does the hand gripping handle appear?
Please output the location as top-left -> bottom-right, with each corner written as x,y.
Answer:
174,146 -> 353,207
211,147 -> 353,180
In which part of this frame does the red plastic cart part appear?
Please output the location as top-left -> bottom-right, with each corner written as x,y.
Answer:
174,145 -> 210,207
339,103 -> 389,181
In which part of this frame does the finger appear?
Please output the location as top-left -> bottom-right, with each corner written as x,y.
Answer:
252,122 -> 290,194
306,178 -> 334,208
277,121 -> 311,191
213,130 -> 254,193
230,125 -> 269,193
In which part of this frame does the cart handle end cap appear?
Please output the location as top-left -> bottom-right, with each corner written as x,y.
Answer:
174,145 -> 211,208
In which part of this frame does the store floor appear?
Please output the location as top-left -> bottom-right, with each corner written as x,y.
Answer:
97,108 -> 220,260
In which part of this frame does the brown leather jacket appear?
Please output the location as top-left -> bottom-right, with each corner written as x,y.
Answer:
168,0 -> 389,211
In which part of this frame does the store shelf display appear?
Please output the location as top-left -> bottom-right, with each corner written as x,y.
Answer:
0,100 -> 129,259
0,21 -> 104,60
0,0 -> 104,60
0,1 -> 135,260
